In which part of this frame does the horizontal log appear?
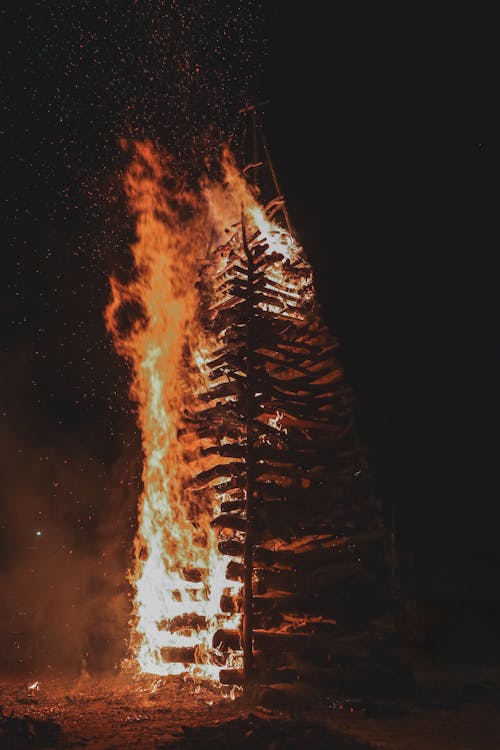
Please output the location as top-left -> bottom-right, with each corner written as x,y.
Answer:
206,477 -> 245,495
182,568 -> 208,583
254,594 -> 333,616
222,560 -> 362,594
221,591 -> 327,618
210,294 -> 245,313
225,560 -> 244,582
252,462 -> 332,484
220,594 -> 241,614
211,513 -> 247,532
255,291 -> 286,309
256,668 -> 298,684
249,628 -> 398,670
160,613 -> 207,631
185,402 -> 245,424
253,630 -> 316,653
255,570 -> 387,604
161,646 -> 227,666
201,444 -> 246,459
251,520 -> 381,546
256,503 -> 380,531
218,541 -> 294,567
219,667 -> 298,686
220,499 -> 246,513
251,637 -> 386,670
219,668 -> 243,686
218,539 -> 247,558
253,568 -> 296,593
161,646 -> 197,664
212,628 -> 241,651
191,462 -> 245,488
257,371 -> 343,395
207,341 -> 246,366
253,251 -> 284,271
220,530 -> 386,556
213,301 -> 248,329
217,539 -> 348,571
179,424 -> 243,442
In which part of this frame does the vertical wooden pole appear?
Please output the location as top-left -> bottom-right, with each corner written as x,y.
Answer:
255,113 -> 293,235
241,213 -> 255,695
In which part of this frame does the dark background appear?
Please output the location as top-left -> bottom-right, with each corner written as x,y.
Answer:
1,2 -> 495,671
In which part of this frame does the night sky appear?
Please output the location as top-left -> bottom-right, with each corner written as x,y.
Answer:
1,2 -> 494,669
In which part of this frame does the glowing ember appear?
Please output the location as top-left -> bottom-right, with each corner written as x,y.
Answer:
106,140 -> 309,682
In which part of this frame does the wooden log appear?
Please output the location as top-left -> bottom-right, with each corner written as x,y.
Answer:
253,461 -> 331,484
218,540 -> 296,568
161,646 -> 228,666
207,341 -> 246,367
161,613 -> 207,631
201,444 -> 246,459
161,647 -> 197,664
224,555 -> 384,598
253,649 -> 290,670
208,477 -> 246,495
252,594 -> 329,616
219,667 -> 298,686
182,567 -> 208,583
221,591 -> 334,619
258,668 -> 298,684
191,462 -> 245,488
219,534 -> 385,568
211,513 -> 247,532
253,612 -> 284,629
220,499 -> 246,513
218,539 -> 247,558
213,301 -> 248,329
219,668 -> 244,686
225,560 -> 245,582
255,506 -> 381,539
250,638 -> 384,670
252,630 -> 315,653
220,594 -> 242,613
251,579 -> 391,622
253,567 -> 296,593
186,402 -> 244,424
212,628 -> 241,651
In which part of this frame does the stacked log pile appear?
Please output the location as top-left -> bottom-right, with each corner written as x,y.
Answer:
182,204 -> 406,699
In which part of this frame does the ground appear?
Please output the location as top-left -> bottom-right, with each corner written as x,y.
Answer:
1,666 -> 500,749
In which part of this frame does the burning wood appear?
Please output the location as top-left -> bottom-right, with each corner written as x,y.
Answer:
106,138 -> 400,698
105,142 -> 244,681
189,190 -> 393,695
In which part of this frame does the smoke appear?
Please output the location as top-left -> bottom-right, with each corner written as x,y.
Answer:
0,345 -> 138,676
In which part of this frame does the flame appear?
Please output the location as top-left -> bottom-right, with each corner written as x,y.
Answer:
268,411 -> 288,434
106,141 -> 308,683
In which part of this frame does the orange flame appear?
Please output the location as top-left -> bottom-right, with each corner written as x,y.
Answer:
106,141 -> 308,682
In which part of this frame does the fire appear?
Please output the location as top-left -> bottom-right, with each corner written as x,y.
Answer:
106,140 -> 308,682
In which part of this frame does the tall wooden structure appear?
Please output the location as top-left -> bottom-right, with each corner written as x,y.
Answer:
185,111 -> 405,700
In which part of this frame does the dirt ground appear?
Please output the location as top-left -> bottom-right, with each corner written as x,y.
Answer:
1,668 -> 500,749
